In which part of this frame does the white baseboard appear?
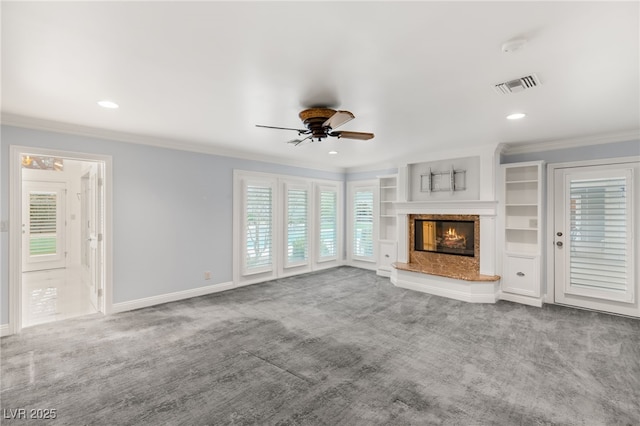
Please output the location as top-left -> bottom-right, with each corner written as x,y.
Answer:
0,324 -> 10,337
376,268 -> 392,278
499,292 -> 544,307
112,280 -> 237,314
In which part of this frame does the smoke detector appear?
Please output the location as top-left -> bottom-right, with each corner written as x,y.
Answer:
493,74 -> 541,95
501,38 -> 528,53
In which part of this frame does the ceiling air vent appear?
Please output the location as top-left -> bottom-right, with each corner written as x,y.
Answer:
494,74 -> 541,94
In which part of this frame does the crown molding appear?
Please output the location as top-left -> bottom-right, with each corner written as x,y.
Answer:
1,113 -> 347,174
501,130 -> 640,156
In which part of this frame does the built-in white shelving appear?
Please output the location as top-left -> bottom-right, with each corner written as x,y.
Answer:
501,161 -> 545,306
377,174 -> 398,277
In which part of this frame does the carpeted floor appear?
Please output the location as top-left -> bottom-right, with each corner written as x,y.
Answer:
1,266 -> 639,425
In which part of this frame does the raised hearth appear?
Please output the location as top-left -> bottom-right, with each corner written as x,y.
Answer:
391,199 -> 500,303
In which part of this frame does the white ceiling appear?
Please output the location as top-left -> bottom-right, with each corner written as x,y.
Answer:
2,1 -> 639,171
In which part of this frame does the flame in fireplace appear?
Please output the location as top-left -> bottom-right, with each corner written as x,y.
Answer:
443,226 -> 466,247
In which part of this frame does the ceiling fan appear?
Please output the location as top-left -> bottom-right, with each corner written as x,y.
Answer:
256,108 -> 374,145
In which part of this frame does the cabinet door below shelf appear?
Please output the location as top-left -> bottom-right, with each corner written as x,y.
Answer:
503,254 -> 539,297
378,241 -> 397,272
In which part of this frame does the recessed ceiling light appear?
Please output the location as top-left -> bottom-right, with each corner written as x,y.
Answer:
506,112 -> 526,120
98,100 -> 119,109
328,150 -> 338,155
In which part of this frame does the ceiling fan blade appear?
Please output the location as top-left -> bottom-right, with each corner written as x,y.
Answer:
322,110 -> 355,129
330,131 -> 374,140
256,124 -> 308,133
286,135 -> 312,146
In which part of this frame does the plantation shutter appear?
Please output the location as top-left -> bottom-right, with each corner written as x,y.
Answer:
29,191 -> 58,256
244,183 -> 273,273
286,187 -> 308,266
319,190 -> 337,260
353,189 -> 374,258
569,175 -> 631,294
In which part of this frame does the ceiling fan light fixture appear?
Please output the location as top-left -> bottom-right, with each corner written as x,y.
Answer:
256,107 -> 373,145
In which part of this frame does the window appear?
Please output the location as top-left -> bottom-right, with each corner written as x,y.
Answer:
22,181 -> 66,272
21,155 -> 64,171
353,189 -> 374,258
318,188 -> 338,260
243,182 -> 274,274
285,186 -> 309,267
234,171 -> 342,285
347,181 -> 377,263
29,191 -> 58,256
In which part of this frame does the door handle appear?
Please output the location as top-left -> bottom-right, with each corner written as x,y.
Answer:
556,241 -> 563,247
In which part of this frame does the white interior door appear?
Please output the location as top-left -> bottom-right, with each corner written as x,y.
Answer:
553,162 -> 639,317
81,164 -> 101,310
22,181 -> 67,272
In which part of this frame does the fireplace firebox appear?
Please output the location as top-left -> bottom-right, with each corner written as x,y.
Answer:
414,219 -> 475,257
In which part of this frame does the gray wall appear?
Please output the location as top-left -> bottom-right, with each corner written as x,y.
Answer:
0,125 -> 344,325
501,139 -> 640,164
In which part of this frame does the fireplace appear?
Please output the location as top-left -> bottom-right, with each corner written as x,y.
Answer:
406,214 -> 481,280
390,194 -> 500,302
414,219 -> 474,257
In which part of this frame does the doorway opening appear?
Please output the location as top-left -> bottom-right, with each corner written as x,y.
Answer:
10,146 -> 112,333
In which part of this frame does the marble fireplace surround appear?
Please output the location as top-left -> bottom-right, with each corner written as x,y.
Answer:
406,214 -> 481,280
391,200 -> 501,303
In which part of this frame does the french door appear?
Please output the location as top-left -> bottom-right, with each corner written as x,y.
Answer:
553,162 -> 639,317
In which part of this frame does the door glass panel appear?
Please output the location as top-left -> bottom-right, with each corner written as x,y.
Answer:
569,176 -> 628,293
29,191 -> 58,256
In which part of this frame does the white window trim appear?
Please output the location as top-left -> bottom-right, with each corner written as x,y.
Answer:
347,180 -> 379,267
233,170 -> 343,286
240,176 -> 277,277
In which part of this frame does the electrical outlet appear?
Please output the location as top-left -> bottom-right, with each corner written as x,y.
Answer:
204,271 -> 212,280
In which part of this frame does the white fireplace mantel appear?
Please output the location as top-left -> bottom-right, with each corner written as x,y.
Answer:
393,200 -> 498,216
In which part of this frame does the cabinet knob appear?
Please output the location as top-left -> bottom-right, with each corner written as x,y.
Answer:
385,254 -> 390,258
556,241 -> 563,247
516,272 -> 525,277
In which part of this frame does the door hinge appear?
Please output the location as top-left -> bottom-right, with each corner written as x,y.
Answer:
98,288 -> 103,297
98,178 -> 104,187
97,233 -> 103,242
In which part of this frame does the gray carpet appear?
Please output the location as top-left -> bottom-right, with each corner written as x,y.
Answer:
1,266 -> 639,425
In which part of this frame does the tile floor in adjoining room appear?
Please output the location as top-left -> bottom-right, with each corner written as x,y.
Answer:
22,267 -> 97,328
